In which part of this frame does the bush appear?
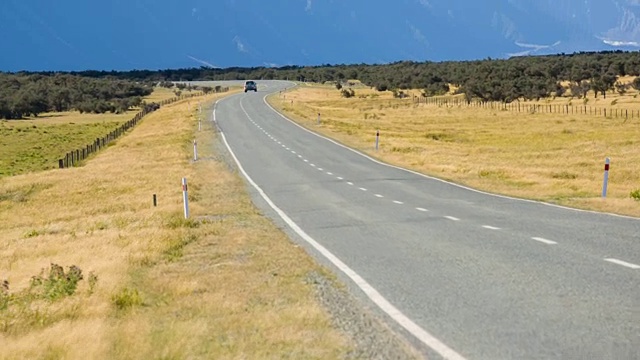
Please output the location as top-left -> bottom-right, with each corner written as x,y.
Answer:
340,88 -> 355,98
335,82 -> 342,90
630,189 -> 640,201
29,264 -> 83,301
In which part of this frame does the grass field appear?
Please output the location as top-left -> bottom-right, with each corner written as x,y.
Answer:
0,112 -> 135,176
269,83 -> 640,218
143,86 -> 183,103
0,91 -> 359,359
0,87 -> 190,177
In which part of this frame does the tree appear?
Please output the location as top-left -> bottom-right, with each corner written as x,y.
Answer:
615,82 -> 628,95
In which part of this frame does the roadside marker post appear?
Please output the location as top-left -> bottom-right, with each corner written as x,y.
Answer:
317,113 -> 321,125
153,194 -> 157,207
375,130 -> 380,151
182,178 -> 190,219
602,157 -> 610,198
193,140 -> 198,161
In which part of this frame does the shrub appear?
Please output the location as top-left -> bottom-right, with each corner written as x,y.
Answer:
340,88 -> 355,98
29,264 -> 83,301
630,189 -> 640,201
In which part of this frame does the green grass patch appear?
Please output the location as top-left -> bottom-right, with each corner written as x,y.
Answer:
112,288 -> 144,311
0,118 -> 127,177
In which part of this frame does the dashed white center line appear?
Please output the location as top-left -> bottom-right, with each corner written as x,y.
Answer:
445,216 -> 460,221
291,151 -> 296,154
482,225 -> 501,230
416,207 -> 429,212
327,172 -> 333,175
347,182 -> 354,185
393,200 -> 404,205
304,159 -> 309,163
359,187 -> 367,191
337,177 -> 344,180
310,164 -> 316,167
318,168 -> 324,171
298,155 -> 303,158
531,237 -> 557,245
375,194 -> 384,198
604,258 -> 640,269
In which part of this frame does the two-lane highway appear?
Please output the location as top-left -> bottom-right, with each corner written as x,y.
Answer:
213,80 -> 639,360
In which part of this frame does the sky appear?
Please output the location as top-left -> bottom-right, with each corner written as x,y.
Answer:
2,0 -> 640,72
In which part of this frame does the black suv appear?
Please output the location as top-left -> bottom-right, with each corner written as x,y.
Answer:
244,80 -> 257,92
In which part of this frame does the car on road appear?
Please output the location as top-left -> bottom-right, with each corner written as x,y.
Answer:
244,80 -> 257,92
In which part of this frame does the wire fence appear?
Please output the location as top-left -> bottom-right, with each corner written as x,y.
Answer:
58,88 -> 228,169
412,96 -> 640,119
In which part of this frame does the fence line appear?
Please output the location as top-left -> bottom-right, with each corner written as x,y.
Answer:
58,88 -> 228,169
411,96 -> 640,120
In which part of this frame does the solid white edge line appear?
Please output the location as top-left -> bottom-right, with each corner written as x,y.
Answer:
219,130 -> 467,360
262,89 -> 640,221
531,237 -> 557,245
604,258 -> 640,269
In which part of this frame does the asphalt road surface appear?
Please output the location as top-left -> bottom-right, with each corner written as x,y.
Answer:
210,80 -> 639,360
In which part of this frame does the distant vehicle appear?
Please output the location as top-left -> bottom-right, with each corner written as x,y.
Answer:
244,80 -> 257,92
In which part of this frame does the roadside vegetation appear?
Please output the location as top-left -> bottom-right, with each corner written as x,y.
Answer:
56,50 -> 640,105
268,81 -> 640,218
0,91 -> 362,359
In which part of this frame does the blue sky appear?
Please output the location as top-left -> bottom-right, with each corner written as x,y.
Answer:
2,0 -> 640,71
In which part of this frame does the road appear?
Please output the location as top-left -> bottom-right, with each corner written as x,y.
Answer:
210,80 -> 639,360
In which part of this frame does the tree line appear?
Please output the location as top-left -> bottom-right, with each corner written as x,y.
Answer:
4,50 -> 640,110
0,74 -> 153,119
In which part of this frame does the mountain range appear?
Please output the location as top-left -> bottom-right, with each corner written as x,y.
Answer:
2,0 -> 640,71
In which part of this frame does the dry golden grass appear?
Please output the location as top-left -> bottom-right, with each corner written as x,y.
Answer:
143,86 -> 180,103
0,90 -> 354,359
270,84 -> 640,217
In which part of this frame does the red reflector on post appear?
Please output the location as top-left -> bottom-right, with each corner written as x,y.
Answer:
182,184 -> 188,191
604,164 -> 609,171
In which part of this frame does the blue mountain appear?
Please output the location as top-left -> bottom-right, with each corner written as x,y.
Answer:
2,0 -> 640,71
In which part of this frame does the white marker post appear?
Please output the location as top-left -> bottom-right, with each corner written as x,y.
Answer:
193,140 -> 198,161
317,112 -> 321,125
182,177 -> 189,219
375,130 -> 380,151
602,157 -> 610,198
